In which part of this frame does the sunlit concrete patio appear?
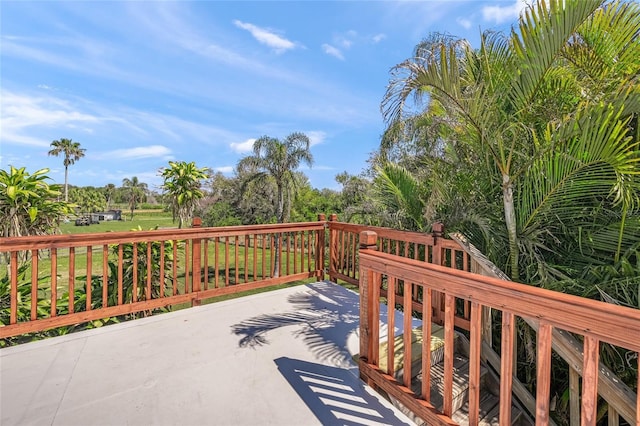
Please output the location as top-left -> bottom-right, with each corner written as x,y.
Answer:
1,281 -> 415,426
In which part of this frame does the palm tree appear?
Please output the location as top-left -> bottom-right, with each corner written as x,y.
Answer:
104,183 -> 116,210
122,177 -> 148,220
238,133 -> 314,276
382,0 -> 640,281
160,161 -> 209,228
48,138 -> 86,202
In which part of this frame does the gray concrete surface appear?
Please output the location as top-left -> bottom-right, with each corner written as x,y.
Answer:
1,281 -> 415,426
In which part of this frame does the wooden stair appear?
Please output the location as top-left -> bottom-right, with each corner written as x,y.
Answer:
381,328 -> 533,425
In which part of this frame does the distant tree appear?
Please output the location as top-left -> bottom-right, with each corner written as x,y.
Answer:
122,177 -> 148,220
69,187 -> 106,215
238,133 -> 313,276
104,183 -> 116,209
48,138 -> 86,202
160,161 -> 209,228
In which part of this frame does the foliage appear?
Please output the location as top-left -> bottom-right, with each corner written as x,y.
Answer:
122,176 -> 148,220
202,201 -> 242,227
69,187 -> 106,214
0,166 -> 73,239
48,138 -> 85,202
160,161 -> 209,228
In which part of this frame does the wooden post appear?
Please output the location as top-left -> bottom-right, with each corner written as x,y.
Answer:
191,217 -> 202,306
359,230 -> 377,385
317,214 -> 326,280
328,214 -> 338,283
431,222 -> 444,325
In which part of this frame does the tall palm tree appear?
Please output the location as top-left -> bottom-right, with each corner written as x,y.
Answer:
48,138 -> 86,202
238,133 -> 314,276
382,0 -> 640,281
160,161 -> 209,228
122,177 -> 148,220
104,183 -> 116,210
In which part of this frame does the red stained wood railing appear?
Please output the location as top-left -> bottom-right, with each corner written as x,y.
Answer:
0,218 -> 325,339
357,230 -> 640,426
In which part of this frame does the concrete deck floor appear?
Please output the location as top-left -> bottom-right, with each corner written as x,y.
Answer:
1,281 -> 416,426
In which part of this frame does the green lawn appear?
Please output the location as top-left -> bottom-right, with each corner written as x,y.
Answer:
59,211 -> 178,234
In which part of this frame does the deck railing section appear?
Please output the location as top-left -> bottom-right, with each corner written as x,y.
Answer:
357,230 -> 640,426
327,217 -> 471,329
0,218 -> 325,339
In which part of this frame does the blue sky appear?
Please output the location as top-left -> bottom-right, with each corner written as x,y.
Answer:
1,1 -> 525,191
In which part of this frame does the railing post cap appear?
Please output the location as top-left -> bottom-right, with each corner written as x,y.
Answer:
317,214 -> 326,221
432,222 -> 444,235
329,214 -> 338,222
359,230 -> 378,248
192,217 -> 202,228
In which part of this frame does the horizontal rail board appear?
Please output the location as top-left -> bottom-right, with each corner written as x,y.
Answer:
360,250 -> 640,352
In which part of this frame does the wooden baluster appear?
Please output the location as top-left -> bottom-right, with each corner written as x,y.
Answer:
569,367 -> 580,426
203,239 -> 208,290
172,242 -> 178,296
235,235 -> 239,285
606,406 -> 618,426
469,301 -> 482,426
293,232 -> 298,274
87,246 -> 93,309
262,234 -> 266,279
146,241 -> 152,300
387,276 -> 396,377
31,249 -> 39,319
10,252 -> 18,324
500,311 -> 515,426
443,293 -> 455,417
244,235 -> 249,282
215,237 -> 220,287
422,287 -> 432,402
536,323 -> 553,425
117,245 -> 123,304
51,248 -> 57,317
103,244 -> 109,307
69,247 -> 76,313
159,241 -> 166,296
184,240 -> 190,293
403,280 -> 412,389
225,237 -> 230,285
582,337 -> 600,425
285,232 -> 290,277
253,234 -> 258,282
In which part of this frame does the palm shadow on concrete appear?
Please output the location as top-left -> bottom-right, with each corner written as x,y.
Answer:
274,356 -> 412,426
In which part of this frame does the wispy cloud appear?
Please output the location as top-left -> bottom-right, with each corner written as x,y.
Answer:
482,0 -> 527,24
372,33 -> 386,43
456,17 -> 473,29
215,166 -> 234,174
322,43 -> 344,60
98,145 -> 173,160
230,138 -> 256,153
233,20 -> 299,54
305,131 -> 326,146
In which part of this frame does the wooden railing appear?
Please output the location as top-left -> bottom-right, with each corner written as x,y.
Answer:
327,217 -> 472,328
0,218 -> 325,339
357,230 -> 640,426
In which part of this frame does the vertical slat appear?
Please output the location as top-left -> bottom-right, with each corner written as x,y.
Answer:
344,232 -> 351,277
117,245 -> 123,304
244,235 -> 249,282
340,230 -> 346,274
636,363 -> 639,426
172,242 -> 178,296
253,235 -> 258,281
500,311 -> 515,426
606,406 -> 618,426
403,280 -> 412,388
536,322 -> 553,425
293,232 -> 298,274
102,245 -> 108,307
10,252 -> 18,324
225,237 -> 230,285
234,235 -> 239,285
443,294 -> 455,417
184,240 -> 190,293
192,236 -> 201,295
469,301 -> 482,426
69,248 -> 76,313
86,246 -> 93,310
421,287 -> 432,402
146,241 -> 152,300
371,272 -> 381,366
132,243 -> 137,302
262,234 -> 267,279
307,231 -> 312,272
215,237 -> 220,287
387,276 -> 396,377
271,234 -> 275,277
51,248 -> 57,317
569,367 -> 580,426
203,239 -> 208,290
159,242 -> 165,296
581,337 -> 600,426
351,233 -> 357,279
31,250 -> 38,320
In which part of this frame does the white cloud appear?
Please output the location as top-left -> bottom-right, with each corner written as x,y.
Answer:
215,166 -> 233,174
305,131 -> 326,146
456,17 -> 473,29
100,145 -> 173,160
372,33 -> 386,43
322,44 -> 344,60
233,20 -> 297,54
230,138 -> 256,153
482,0 -> 528,24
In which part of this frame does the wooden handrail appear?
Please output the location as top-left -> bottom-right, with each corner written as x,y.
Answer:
0,218 -> 326,339
357,231 -> 640,425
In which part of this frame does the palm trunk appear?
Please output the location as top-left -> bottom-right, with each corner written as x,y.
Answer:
502,174 -> 519,282
64,165 -> 69,202
272,184 -> 286,277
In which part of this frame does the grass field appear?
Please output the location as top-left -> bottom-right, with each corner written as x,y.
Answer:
59,211 -> 178,234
